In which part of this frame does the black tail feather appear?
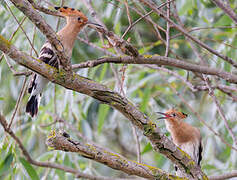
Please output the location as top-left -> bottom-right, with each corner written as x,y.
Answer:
175,165 -> 177,171
26,95 -> 38,117
28,74 -> 37,94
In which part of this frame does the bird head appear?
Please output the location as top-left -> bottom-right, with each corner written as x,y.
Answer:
55,6 -> 102,29
157,109 -> 188,122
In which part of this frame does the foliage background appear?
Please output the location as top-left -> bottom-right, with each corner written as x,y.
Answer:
0,0 -> 237,179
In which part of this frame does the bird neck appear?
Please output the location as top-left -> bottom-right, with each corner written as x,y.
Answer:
165,118 -> 181,131
57,23 -> 82,57
166,120 -> 197,144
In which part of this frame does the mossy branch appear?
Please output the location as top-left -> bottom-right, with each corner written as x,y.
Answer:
47,130 -> 183,180
0,34 -> 207,179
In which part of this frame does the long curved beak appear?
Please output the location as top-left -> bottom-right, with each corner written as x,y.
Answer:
87,21 -> 103,28
156,112 -> 169,120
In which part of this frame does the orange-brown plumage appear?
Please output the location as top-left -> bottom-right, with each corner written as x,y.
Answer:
157,109 -> 202,177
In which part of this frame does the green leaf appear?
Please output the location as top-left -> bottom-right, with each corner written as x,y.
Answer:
141,143 -> 152,154
0,153 -> 14,176
224,61 -> 231,72
55,169 -> 65,180
215,15 -> 232,26
99,63 -> 108,82
138,41 -> 161,55
63,154 -> 71,167
140,86 -> 151,113
178,0 -> 194,16
0,97 -> 4,101
202,164 -> 216,170
114,22 -> 121,36
98,104 -> 110,133
19,157 -> 40,180
0,0 -> 8,10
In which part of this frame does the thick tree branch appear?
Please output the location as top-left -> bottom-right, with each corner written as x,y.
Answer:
9,0 -> 71,71
46,130 -> 179,180
0,35 -> 206,179
209,170 -> 237,180
71,56 -> 237,84
0,114 -> 115,180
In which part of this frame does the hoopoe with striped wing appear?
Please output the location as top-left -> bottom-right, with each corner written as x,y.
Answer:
157,109 -> 202,176
26,7 -> 101,117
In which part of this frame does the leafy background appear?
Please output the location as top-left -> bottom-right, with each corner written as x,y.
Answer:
0,0 -> 237,179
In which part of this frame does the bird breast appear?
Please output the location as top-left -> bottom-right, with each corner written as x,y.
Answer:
165,121 -> 200,144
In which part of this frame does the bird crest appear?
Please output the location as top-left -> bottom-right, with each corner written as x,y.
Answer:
55,6 -> 88,21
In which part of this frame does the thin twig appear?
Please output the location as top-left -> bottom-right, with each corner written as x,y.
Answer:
5,1 -> 38,56
164,0 -> 170,57
8,77 -> 28,128
124,0 -> 132,26
122,0 -> 174,39
204,77 -> 237,146
4,54 -> 30,76
116,0 -> 183,60
195,84 -> 237,102
171,26 -> 237,39
80,0 -> 106,28
145,64 -> 197,92
122,10 -> 153,39
0,17 -> 27,63
77,37 -> 116,57
27,0 -> 60,17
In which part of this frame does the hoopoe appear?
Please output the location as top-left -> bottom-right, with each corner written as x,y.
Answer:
26,6 -> 101,117
157,109 -> 202,176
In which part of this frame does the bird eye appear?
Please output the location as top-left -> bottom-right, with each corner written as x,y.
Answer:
78,17 -> 81,21
172,113 -> 176,117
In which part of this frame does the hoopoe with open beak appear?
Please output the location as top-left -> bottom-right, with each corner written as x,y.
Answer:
157,109 -> 202,177
26,7 -> 102,117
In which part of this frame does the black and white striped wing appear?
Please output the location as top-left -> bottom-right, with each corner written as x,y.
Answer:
28,42 -> 58,93
38,42 -> 58,68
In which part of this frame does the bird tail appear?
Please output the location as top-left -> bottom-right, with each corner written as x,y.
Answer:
26,94 -> 41,117
26,73 -> 48,117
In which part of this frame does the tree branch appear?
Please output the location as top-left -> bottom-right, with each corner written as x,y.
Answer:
27,0 -> 61,17
209,170 -> 237,180
0,35 -> 207,179
47,130 -> 179,180
71,56 -> 237,84
0,113 -> 116,180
